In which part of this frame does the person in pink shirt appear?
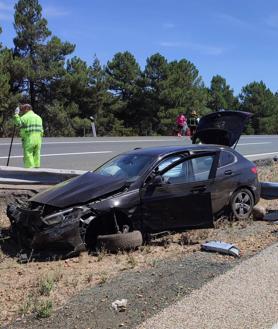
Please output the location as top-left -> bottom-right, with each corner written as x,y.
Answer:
176,113 -> 188,137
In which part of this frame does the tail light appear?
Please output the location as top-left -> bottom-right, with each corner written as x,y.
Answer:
251,166 -> 257,174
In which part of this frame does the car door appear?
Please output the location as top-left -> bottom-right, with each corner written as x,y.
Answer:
140,152 -> 218,232
212,149 -> 239,214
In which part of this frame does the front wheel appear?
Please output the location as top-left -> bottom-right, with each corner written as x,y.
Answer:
230,188 -> 254,220
97,231 -> 143,252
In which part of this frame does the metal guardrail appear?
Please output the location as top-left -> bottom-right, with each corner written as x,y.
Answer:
0,157 -> 276,185
0,166 -> 85,185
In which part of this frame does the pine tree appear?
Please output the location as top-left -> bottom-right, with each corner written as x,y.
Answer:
208,75 -> 238,111
106,51 -> 141,133
0,26 -> 21,136
13,0 -> 74,116
240,81 -> 278,134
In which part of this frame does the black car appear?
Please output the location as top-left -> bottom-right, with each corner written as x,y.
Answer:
7,111 -> 260,253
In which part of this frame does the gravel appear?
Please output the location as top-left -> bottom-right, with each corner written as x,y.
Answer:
7,252 -> 238,329
137,242 -> 278,329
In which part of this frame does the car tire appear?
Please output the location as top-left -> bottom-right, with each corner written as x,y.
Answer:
230,188 -> 254,220
96,230 -> 143,252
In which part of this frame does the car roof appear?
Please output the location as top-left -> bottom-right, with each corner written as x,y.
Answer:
125,144 -> 230,157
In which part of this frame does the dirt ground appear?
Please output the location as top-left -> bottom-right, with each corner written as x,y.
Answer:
0,162 -> 278,328
8,250 -> 241,329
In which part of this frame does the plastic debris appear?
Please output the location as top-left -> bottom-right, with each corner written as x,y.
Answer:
112,299 -> 128,312
263,210 -> 278,223
17,253 -> 28,264
260,182 -> 278,200
201,240 -> 240,257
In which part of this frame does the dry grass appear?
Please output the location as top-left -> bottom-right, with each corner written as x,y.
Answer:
257,161 -> 278,182
0,223 -> 277,326
0,162 -> 278,326
257,161 -> 278,211
0,198 -> 9,228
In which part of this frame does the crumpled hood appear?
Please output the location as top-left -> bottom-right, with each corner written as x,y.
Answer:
193,111 -> 252,146
30,172 -> 127,208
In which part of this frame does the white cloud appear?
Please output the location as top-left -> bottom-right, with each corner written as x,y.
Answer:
0,1 -> 13,21
160,41 -> 224,56
0,1 -> 13,11
163,23 -> 175,29
160,41 -> 182,47
266,14 -> 278,28
0,12 -> 12,21
216,13 -> 252,29
43,6 -> 69,18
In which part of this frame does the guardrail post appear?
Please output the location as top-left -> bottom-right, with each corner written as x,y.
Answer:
90,116 -> 97,137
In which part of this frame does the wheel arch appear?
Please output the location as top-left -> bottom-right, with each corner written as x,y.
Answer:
229,185 -> 255,205
84,209 -> 133,249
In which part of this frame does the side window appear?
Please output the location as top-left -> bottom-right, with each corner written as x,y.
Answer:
218,151 -> 235,167
191,156 -> 214,181
158,156 -> 183,178
160,155 -> 214,184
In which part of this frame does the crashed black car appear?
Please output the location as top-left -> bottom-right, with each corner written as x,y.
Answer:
7,111 -> 260,253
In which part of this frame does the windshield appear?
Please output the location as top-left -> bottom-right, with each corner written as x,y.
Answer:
94,153 -> 156,181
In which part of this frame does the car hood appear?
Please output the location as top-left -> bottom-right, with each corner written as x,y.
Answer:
193,111 -> 252,146
30,172 -> 127,208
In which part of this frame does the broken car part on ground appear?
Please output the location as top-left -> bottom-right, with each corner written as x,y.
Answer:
260,182 -> 278,200
201,240 -> 240,257
7,111 -> 262,254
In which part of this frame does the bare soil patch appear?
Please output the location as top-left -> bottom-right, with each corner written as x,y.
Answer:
0,162 -> 278,327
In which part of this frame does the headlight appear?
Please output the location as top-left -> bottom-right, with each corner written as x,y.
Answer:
42,206 -> 91,226
42,208 -> 73,226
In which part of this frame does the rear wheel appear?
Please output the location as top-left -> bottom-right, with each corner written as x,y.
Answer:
230,188 -> 254,220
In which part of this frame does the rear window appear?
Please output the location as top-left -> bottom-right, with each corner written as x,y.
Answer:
218,150 -> 235,167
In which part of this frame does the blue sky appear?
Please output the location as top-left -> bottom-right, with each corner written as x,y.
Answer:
1,0 -> 278,94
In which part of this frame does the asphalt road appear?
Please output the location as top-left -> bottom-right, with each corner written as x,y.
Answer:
0,135 -> 278,170
137,242 -> 278,329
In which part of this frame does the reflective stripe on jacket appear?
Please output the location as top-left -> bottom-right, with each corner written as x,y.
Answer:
188,117 -> 198,126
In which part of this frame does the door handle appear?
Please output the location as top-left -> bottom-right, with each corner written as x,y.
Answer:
191,185 -> 207,193
224,170 -> 233,175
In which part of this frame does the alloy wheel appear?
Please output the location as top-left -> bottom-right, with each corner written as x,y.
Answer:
231,189 -> 254,220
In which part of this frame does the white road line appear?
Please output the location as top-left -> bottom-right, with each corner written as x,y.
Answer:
0,141 -> 272,146
237,142 -> 271,146
0,139 -> 179,146
1,150 -> 277,161
245,151 -> 278,158
0,151 -> 113,159
240,135 -> 278,138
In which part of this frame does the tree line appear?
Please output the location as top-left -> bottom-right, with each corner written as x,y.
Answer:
1,0 -> 278,137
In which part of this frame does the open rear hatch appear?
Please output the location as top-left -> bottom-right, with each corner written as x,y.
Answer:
192,110 -> 252,147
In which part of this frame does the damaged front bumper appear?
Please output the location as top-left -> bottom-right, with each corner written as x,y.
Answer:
7,204 -> 93,253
